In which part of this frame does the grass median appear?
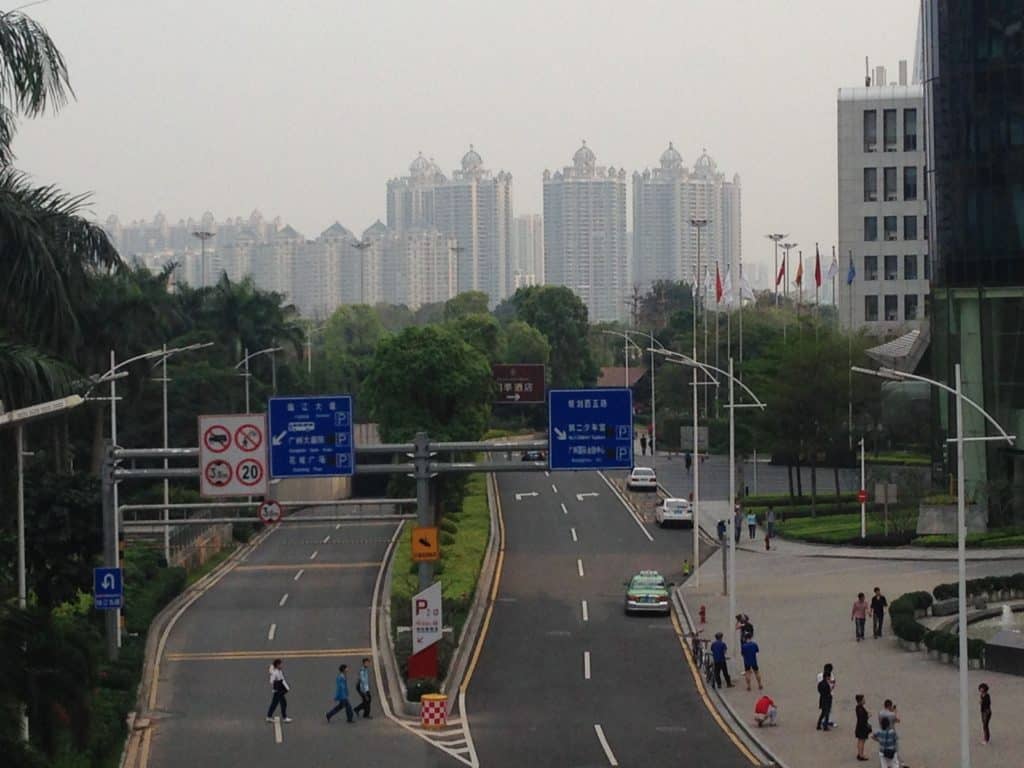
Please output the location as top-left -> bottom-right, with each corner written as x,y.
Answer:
774,511 -> 917,545
390,473 -> 490,699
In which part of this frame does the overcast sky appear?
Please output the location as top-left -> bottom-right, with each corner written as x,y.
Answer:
16,0 -> 919,275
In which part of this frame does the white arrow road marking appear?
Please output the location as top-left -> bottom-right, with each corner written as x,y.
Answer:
584,651 -> 591,680
594,724 -> 618,766
577,559 -> 584,577
272,430 -> 287,446
515,492 -> 539,501
554,427 -> 567,440
582,600 -> 589,622
570,527 -> 578,542
576,492 -> 599,502
279,593 -> 289,607
268,623 -> 276,640
273,717 -> 283,744
293,569 -> 304,582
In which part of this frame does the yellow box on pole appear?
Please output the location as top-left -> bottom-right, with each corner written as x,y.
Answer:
411,526 -> 440,562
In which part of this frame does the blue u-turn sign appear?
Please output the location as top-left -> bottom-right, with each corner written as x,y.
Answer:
93,567 -> 123,610
548,388 -> 634,470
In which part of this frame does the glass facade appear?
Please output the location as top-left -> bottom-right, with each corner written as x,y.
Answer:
925,0 -> 1024,523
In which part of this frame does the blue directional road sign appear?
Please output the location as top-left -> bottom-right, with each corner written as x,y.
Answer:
93,567 -> 123,610
548,388 -> 634,470
268,395 -> 355,478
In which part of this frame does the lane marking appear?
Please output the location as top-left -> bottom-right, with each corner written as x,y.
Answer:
584,651 -> 591,680
322,535 -> 331,544
551,483 -> 558,494
335,523 -> 341,530
268,623 -> 276,641
570,527 -> 578,542
582,600 -> 589,622
167,647 -> 372,662
560,503 -> 568,515
309,550 -> 319,561
293,569 -> 304,581
462,476 -> 506,693
236,562 -> 380,572
544,471 -> 550,477
577,558 -> 585,577
598,471 -> 655,542
279,593 -> 289,607
594,724 -> 619,766
273,717 -> 283,744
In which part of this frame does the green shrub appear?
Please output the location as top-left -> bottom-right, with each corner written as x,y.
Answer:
440,518 -> 458,535
440,532 -> 455,546
923,630 -> 938,651
922,493 -> 957,504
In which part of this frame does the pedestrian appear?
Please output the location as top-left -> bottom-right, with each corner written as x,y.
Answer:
325,663 -> 355,723
681,558 -> 692,578
852,592 -> 869,642
640,434 -> 648,456
816,663 -> 834,732
818,665 -> 838,728
717,518 -> 727,542
870,587 -> 888,638
354,657 -> 373,719
736,613 -> 755,643
710,632 -> 734,689
754,694 -> 778,727
746,510 -> 757,540
765,505 -> 776,539
979,683 -> 991,745
872,716 -> 900,767
266,659 -> 292,723
734,507 -> 743,544
877,699 -> 899,732
685,451 -> 693,474
855,694 -> 872,761
741,637 -> 763,691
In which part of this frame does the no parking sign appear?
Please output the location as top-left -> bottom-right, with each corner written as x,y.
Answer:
199,414 -> 268,497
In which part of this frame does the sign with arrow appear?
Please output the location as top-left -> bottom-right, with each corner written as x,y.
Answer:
268,395 -> 354,478
492,363 -> 545,404
93,567 -> 123,610
515,491 -> 539,501
548,388 -> 634,471
411,580 -> 442,651
576,492 -> 599,502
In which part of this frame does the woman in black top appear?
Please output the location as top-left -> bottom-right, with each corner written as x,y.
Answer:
979,683 -> 992,744
854,694 -> 871,760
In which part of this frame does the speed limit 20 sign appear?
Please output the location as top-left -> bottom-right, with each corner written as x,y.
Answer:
199,414 -> 268,497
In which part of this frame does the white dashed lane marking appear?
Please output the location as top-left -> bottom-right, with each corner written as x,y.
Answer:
577,559 -> 585,577
279,593 -> 289,607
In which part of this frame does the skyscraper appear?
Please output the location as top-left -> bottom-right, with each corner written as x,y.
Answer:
512,213 -> 544,289
543,142 -> 628,322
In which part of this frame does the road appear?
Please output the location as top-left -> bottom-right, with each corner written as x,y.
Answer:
464,467 -> 755,768
146,510 -> 460,767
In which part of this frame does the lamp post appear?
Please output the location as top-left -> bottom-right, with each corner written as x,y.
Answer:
766,233 -> 787,306
235,346 -> 284,414
690,218 -> 710,417
604,329 -> 660,470
305,323 -> 329,375
350,238 -> 374,304
853,364 -> 1014,768
192,230 -> 215,288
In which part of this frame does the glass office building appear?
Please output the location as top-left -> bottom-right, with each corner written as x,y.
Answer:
923,0 -> 1024,523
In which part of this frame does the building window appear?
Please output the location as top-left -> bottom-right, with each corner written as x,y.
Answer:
884,167 -> 898,200
863,168 -> 878,201
903,166 -> 918,200
865,295 -> 879,321
864,110 -> 878,152
884,216 -> 898,240
884,109 -> 898,151
884,254 -> 898,280
884,294 -> 898,321
905,294 -> 919,320
864,216 -> 878,241
864,254 -> 878,280
904,215 -> 917,240
904,254 -> 918,280
923,254 -> 931,280
904,108 -> 918,151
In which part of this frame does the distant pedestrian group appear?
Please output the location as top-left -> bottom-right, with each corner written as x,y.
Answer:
264,657 -> 374,726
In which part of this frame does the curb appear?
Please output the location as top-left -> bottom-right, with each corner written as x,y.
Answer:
672,588 -> 790,768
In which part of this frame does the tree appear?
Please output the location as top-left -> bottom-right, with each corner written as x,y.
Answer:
500,321 -> 550,365
639,280 -> 694,331
443,291 -> 489,321
318,305 -> 385,417
511,285 -> 597,388
447,313 -> 502,364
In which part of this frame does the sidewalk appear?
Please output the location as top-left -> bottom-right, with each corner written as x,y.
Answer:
678,531 -> 1024,768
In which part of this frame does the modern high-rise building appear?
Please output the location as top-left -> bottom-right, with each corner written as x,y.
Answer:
543,142 -> 628,323
923,1 -> 1024,521
511,213 -> 544,290
837,61 -> 929,333
632,145 -> 743,294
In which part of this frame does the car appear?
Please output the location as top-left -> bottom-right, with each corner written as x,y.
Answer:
626,466 -> 658,492
655,497 -> 693,528
624,570 -> 672,615
521,449 -> 546,462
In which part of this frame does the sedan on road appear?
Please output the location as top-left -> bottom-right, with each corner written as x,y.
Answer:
521,449 -> 546,461
624,570 -> 672,615
655,497 -> 692,528
626,466 -> 658,492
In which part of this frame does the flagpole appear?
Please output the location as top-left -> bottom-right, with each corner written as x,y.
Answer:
714,263 -> 721,419
738,263 -> 745,366
815,243 -> 820,344
848,249 -> 854,450
703,266 -> 709,418
832,245 -> 838,332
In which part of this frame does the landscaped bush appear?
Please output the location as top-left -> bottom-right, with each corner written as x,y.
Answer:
744,492 -> 858,507
891,613 -> 925,643
933,572 -> 1024,601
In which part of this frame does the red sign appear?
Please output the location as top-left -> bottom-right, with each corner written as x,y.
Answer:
236,459 -> 265,487
857,489 -> 868,504
203,424 -> 231,453
258,500 -> 283,525
205,460 -> 232,487
492,363 -> 545,404
234,423 -> 263,452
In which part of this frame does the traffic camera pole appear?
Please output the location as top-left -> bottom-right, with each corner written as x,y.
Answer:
101,441 -> 119,661
414,432 -> 433,590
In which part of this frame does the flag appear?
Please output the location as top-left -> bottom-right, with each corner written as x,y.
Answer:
794,255 -> 803,287
740,274 -> 755,302
826,254 -> 838,282
703,265 -> 714,297
846,253 -> 856,285
723,266 -> 734,306
715,262 -> 723,303
814,245 -> 822,288
775,259 -> 785,286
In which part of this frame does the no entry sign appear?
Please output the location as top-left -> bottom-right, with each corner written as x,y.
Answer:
198,414 -> 268,497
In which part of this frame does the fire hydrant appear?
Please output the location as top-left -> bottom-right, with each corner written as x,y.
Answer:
699,605 -> 707,625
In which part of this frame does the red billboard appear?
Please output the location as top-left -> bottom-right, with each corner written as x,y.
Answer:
492,364 -> 545,404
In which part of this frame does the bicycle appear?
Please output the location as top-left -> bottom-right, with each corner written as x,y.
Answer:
690,631 -> 715,686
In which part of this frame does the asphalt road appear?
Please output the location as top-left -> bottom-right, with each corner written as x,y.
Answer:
147,510 -> 459,767
465,467 -> 755,768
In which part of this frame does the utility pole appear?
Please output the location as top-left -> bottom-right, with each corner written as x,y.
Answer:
690,218 -> 709,417
191,230 -> 215,288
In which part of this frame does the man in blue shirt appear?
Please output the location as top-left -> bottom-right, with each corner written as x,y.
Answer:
741,638 -> 762,691
326,664 -> 355,723
710,632 -> 734,689
353,657 -> 373,719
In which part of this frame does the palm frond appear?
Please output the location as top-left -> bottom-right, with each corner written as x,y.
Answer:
0,340 -> 74,408
0,10 -> 71,116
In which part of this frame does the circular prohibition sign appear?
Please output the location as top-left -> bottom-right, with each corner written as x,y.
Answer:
203,424 -> 232,453
258,499 -> 283,525
234,423 -> 263,452
204,459 -> 232,487
236,458 -> 265,487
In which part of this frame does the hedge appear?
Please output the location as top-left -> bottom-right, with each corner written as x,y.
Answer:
743,492 -> 858,507
933,573 -> 1024,601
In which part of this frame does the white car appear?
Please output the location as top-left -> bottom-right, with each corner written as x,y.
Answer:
655,497 -> 692,528
626,467 -> 658,492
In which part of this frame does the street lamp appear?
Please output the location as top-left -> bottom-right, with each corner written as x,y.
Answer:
192,230 -> 215,288
690,219 -> 710,417
350,239 -> 374,304
765,233 -> 787,306
305,323 -> 329,375
853,364 -> 1014,768
235,346 -> 283,413
603,329 -> 659,467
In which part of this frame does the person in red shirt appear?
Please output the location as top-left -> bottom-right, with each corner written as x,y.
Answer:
754,694 -> 777,727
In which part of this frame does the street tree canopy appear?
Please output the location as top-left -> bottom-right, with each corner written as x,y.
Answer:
444,291 -> 490,321
511,285 -> 597,388
501,320 -> 550,365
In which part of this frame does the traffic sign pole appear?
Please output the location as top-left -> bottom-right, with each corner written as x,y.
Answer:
101,442 -> 119,661
860,437 -> 866,539
414,432 -> 433,591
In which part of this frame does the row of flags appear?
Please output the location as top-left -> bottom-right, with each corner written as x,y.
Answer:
772,245 -> 858,290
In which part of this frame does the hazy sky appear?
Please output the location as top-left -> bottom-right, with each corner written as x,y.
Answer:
17,0 -> 919,276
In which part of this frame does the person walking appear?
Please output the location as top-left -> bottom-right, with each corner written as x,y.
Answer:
979,683 -> 992,745
741,637 -> 763,691
685,451 -> 692,474
710,632 -> 734,689
325,664 -> 355,723
816,663 -> 834,732
872,716 -> 900,767
266,659 -> 291,723
354,657 -> 373,719
640,434 -> 648,456
855,694 -> 872,761
765,505 -> 776,539
852,592 -> 869,642
870,587 -> 888,639
754,694 -> 777,727
734,507 -> 743,544
746,510 -> 757,540
717,518 -> 727,542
